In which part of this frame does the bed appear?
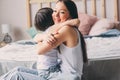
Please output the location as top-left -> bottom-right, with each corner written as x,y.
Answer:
0,0 -> 120,80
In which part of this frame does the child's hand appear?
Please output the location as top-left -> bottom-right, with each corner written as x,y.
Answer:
33,33 -> 43,42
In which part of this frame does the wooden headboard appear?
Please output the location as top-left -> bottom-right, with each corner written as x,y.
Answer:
26,0 -> 119,28
26,0 -> 56,28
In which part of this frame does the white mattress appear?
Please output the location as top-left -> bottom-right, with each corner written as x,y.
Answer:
86,36 -> 120,60
0,36 -> 120,61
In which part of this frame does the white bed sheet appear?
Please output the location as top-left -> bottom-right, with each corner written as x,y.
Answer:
0,42 -> 38,76
0,36 -> 120,76
0,43 -> 37,61
1,37 -> 120,61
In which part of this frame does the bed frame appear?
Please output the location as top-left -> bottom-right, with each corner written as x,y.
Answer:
26,0 -> 119,28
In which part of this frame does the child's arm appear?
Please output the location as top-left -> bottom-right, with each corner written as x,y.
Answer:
61,18 -> 80,27
50,19 -> 80,32
33,33 -> 45,43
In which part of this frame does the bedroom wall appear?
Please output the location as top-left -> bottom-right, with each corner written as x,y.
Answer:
0,0 -> 119,41
76,0 -> 116,19
0,0 -> 30,41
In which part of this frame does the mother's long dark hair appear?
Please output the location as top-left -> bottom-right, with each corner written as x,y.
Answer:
57,0 -> 88,63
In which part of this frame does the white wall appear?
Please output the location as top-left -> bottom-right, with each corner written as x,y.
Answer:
0,0 -> 30,41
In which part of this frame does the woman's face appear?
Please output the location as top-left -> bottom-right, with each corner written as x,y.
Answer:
52,2 -> 71,24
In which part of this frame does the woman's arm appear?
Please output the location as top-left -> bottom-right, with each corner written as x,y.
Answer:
37,26 -> 76,54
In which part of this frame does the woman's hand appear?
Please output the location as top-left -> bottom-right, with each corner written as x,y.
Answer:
45,32 -> 58,46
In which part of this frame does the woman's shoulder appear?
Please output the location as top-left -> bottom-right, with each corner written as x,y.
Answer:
63,26 -> 77,35
58,25 -> 78,47
59,25 -> 75,32
58,25 -> 77,39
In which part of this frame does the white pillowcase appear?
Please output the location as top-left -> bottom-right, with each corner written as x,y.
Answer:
89,19 -> 115,36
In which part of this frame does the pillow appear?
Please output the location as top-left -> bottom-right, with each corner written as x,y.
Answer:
27,27 -> 38,38
114,21 -> 120,30
78,12 -> 98,35
89,19 -> 115,36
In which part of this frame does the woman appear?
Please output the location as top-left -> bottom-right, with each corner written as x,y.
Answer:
37,0 -> 87,79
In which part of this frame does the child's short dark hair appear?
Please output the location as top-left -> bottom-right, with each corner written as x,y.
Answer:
34,7 -> 54,31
